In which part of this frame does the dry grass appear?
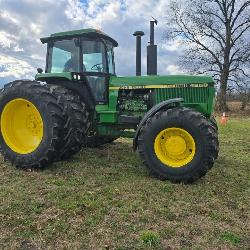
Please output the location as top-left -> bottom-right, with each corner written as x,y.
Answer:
0,118 -> 250,249
215,101 -> 250,117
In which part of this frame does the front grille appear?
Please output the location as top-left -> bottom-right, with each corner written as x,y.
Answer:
154,87 -> 209,104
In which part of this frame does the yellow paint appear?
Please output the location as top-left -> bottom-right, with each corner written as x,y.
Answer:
109,83 -> 208,90
154,128 -> 195,167
1,98 -> 43,154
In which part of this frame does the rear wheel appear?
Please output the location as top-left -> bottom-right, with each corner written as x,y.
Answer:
0,80 -> 65,169
49,85 -> 90,160
138,107 -> 219,183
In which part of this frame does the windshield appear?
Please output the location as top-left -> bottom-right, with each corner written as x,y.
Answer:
47,38 -> 115,75
81,39 -> 115,74
82,39 -> 106,73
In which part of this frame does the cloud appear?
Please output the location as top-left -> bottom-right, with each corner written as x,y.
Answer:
166,64 -> 183,75
0,0 -> 184,86
0,31 -> 24,52
0,54 -> 34,78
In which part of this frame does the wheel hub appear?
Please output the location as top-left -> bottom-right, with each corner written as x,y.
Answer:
165,136 -> 187,155
154,128 -> 196,168
1,98 -> 44,154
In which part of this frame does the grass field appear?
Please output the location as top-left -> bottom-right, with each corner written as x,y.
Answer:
0,118 -> 249,249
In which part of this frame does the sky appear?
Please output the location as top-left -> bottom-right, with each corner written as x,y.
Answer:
0,0 -> 184,86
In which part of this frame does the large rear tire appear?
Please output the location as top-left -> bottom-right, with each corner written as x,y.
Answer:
0,80 -> 65,169
49,85 -> 90,160
138,107 -> 219,183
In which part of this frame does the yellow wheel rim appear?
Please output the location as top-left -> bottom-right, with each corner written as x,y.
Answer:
154,128 -> 196,168
1,98 -> 43,154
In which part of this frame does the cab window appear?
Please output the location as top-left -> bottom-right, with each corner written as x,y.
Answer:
106,42 -> 115,75
47,39 -> 80,73
81,39 -> 107,73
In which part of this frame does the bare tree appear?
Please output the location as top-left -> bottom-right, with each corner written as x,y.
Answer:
240,86 -> 250,110
232,77 -> 250,110
165,0 -> 250,111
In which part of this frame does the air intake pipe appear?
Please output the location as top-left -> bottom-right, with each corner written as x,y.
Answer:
147,18 -> 158,75
133,31 -> 145,76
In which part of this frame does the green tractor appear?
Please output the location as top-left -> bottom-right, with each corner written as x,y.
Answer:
0,21 -> 219,183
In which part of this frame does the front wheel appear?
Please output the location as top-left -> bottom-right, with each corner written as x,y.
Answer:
209,115 -> 218,131
138,107 -> 219,183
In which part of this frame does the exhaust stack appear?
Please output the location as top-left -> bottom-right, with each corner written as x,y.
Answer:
133,31 -> 144,76
147,18 -> 158,75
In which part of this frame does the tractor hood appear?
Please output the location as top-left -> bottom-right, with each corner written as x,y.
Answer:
109,75 -> 214,89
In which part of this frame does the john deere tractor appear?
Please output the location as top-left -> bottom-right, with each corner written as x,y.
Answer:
0,20 -> 219,183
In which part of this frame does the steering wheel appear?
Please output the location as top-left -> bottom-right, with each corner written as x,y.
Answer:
91,63 -> 103,72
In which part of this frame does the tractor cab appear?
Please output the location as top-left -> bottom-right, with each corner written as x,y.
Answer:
39,29 -> 118,104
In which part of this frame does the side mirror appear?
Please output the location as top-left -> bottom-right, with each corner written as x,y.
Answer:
37,68 -> 43,74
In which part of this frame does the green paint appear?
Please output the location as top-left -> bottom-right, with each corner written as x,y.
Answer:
50,29 -> 108,39
35,72 -> 72,81
36,72 -> 216,136
95,105 -> 109,112
40,28 -> 118,46
99,111 -> 118,123
110,75 -> 214,87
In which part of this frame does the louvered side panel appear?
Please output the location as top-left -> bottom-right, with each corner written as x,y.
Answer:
154,87 -> 209,104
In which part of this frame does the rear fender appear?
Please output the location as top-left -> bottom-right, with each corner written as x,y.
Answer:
41,78 -> 96,111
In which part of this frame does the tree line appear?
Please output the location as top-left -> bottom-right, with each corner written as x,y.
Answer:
166,0 -> 250,111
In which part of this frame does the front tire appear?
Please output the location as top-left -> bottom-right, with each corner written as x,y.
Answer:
138,107 -> 219,183
210,115 -> 218,131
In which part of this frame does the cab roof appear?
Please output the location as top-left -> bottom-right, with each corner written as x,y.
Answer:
40,28 -> 118,47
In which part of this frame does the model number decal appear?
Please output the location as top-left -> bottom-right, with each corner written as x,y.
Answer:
119,85 -> 146,89
110,83 -> 209,90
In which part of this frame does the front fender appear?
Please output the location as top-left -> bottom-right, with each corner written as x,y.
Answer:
133,98 -> 184,150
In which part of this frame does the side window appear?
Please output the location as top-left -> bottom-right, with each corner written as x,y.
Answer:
106,41 -> 115,75
107,50 -> 114,75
